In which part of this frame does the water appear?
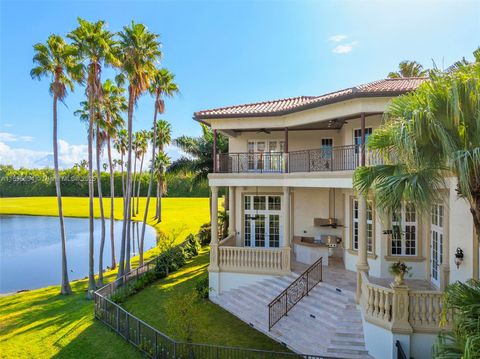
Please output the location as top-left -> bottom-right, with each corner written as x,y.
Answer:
0,215 -> 157,293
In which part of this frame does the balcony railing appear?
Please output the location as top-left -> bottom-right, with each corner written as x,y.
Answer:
216,145 -> 381,174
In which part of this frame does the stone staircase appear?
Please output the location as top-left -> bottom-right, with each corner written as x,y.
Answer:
211,274 -> 372,359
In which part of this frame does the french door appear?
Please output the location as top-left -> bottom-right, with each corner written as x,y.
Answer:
244,195 -> 282,248
247,140 -> 284,172
431,204 -> 444,287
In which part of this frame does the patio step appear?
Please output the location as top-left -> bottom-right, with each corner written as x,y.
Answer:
211,274 -> 372,359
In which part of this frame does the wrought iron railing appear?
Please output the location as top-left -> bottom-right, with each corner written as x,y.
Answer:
395,340 -> 408,359
218,152 -> 286,173
216,145 -> 364,173
268,257 -> 323,330
94,250 -> 330,358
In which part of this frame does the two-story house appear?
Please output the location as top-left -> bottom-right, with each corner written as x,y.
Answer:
193,78 -> 478,359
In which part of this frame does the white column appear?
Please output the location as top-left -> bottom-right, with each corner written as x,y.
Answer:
228,186 -> 235,236
283,186 -> 290,247
209,186 -> 219,272
356,195 -> 370,303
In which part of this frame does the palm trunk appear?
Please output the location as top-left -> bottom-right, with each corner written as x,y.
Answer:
86,92 -> 96,298
53,94 -> 72,295
96,125 -> 106,287
107,136 -> 116,269
118,89 -> 135,278
132,155 -> 137,217
136,153 -> 144,214
139,100 -> 158,265
155,179 -> 160,219
121,153 -> 125,206
158,177 -> 163,223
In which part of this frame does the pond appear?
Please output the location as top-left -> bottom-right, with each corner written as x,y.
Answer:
0,215 -> 158,293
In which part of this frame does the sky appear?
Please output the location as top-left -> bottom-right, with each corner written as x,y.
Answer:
0,0 -> 479,168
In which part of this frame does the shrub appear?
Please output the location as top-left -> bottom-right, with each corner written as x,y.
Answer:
195,276 -> 210,299
183,234 -> 200,258
198,223 -> 211,246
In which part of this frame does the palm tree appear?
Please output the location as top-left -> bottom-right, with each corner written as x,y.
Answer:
170,124 -> 228,215
135,129 -> 149,215
116,22 -> 161,277
101,79 -> 126,270
68,18 -> 118,298
388,60 -> 428,78
114,129 -> 128,199
354,54 -> 480,358
30,34 -> 83,295
139,68 -> 178,265
154,120 -> 173,221
153,152 -> 171,222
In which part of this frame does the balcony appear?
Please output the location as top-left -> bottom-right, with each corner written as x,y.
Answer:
216,145 -> 381,174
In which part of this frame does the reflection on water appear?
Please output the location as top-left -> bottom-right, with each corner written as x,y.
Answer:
0,215 -> 157,293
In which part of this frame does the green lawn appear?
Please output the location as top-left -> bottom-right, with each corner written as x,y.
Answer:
0,197 -> 286,358
123,248 -> 289,351
0,197 -> 211,358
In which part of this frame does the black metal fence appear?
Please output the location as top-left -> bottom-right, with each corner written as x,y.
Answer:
94,251 -> 331,359
268,257 -> 323,330
218,152 -> 286,173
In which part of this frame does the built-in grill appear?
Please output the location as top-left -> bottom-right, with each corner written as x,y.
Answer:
320,235 -> 342,248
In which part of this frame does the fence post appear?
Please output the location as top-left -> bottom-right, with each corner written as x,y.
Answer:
137,320 -> 141,346
116,306 -> 119,332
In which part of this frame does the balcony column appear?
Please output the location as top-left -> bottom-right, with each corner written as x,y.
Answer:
209,186 -> 219,272
360,112 -> 366,166
228,186 -> 235,236
213,129 -> 218,173
284,128 -> 289,173
355,195 -> 370,303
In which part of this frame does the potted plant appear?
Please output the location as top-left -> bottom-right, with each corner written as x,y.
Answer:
389,261 -> 411,286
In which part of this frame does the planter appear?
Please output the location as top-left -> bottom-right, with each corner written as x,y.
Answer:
393,271 -> 405,286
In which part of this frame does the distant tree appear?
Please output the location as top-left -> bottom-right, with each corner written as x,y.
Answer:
388,60 -> 428,78
31,34 -> 84,295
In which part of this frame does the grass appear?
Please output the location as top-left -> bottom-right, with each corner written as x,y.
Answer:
123,247 -> 289,352
0,197 -> 211,358
0,197 -> 287,358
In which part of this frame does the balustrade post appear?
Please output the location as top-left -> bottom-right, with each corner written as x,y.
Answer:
390,283 -> 413,334
356,196 -> 370,303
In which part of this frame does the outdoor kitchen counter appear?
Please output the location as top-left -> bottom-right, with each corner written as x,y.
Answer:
293,236 -> 329,266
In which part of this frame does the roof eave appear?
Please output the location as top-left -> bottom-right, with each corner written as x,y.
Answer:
194,90 -> 411,121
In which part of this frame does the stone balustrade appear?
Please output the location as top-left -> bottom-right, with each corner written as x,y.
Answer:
359,272 -> 451,334
217,245 -> 290,275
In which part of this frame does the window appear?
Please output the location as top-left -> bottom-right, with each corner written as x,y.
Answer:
391,203 -> 417,256
244,195 -> 282,248
354,128 -> 373,146
321,138 -> 333,159
352,198 -> 374,253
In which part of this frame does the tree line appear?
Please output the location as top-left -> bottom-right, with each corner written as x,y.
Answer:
0,165 -> 209,197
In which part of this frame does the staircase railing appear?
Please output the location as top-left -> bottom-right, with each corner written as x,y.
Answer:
268,257 -> 323,330
395,340 -> 408,359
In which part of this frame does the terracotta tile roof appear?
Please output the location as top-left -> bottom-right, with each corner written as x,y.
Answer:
194,77 -> 427,119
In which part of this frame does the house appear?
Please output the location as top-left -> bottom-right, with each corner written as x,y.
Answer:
193,78 -> 478,359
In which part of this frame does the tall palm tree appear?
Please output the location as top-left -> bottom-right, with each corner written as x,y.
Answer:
30,34 -> 84,295
68,18 -> 118,298
101,79 -> 126,270
388,60 -> 428,78
139,68 -> 178,265
135,129 -> 149,215
153,152 -> 171,220
131,131 -> 140,216
154,120 -> 173,221
116,22 -> 161,277
354,50 -> 480,298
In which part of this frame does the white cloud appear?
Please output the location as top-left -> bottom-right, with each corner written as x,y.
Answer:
329,34 -> 348,42
332,42 -> 359,54
3,123 -> 13,128
0,139 -> 185,170
0,132 -> 35,142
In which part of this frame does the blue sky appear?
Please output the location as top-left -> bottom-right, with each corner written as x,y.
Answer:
0,0 -> 479,168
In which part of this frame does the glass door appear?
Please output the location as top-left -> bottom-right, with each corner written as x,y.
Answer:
431,204 -> 444,287
244,195 -> 282,248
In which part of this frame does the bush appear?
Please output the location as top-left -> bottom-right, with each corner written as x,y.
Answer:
183,234 -> 200,258
195,276 -> 210,299
198,223 -> 211,246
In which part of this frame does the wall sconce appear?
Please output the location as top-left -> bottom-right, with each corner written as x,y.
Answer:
454,247 -> 464,269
